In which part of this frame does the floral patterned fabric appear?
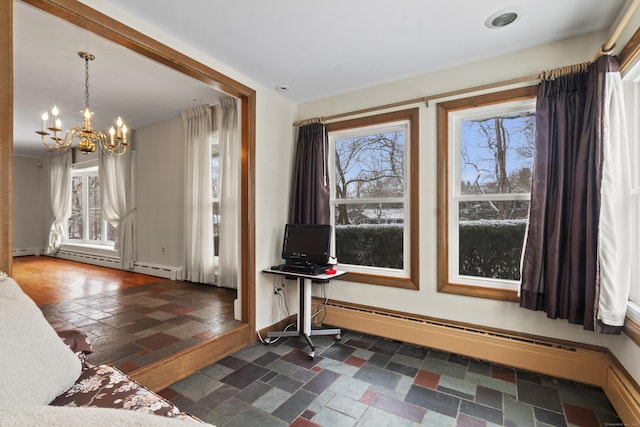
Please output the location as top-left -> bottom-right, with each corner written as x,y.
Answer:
50,364 -> 202,422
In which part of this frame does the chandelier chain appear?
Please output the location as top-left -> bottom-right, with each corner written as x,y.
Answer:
84,55 -> 90,110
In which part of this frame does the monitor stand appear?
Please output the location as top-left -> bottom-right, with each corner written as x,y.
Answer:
263,268 -> 344,359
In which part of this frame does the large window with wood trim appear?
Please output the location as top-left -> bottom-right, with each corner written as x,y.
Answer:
437,87 -> 537,300
326,108 -> 419,289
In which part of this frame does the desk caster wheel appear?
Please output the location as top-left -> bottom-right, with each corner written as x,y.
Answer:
335,335 -> 341,342
307,351 -> 315,360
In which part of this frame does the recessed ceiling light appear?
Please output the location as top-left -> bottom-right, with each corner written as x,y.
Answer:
485,8 -> 521,29
275,84 -> 290,92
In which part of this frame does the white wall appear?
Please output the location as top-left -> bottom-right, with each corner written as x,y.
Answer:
296,32 -> 640,384
12,156 -> 48,251
134,117 -> 185,268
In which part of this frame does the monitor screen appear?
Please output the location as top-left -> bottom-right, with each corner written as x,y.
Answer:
281,224 -> 331,265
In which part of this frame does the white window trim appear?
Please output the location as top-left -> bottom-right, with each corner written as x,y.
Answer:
447,98 -> 536,291
625,62 -> 640,305
328,119 -> 411,279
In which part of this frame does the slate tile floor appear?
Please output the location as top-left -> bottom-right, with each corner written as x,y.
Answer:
160,331 -> 621,427
38,280 -> 242,372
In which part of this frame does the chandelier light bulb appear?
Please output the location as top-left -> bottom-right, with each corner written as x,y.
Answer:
40,112 -> 48,133
51,105 -> 59,117
83,108 -> 91,119
55,118 -> 62,129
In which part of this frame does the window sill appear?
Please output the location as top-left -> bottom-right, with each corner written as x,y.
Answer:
59,243 -> 118,258
343,271 -> 419,290
624,304 -> 640,346
438,281 -> 520,302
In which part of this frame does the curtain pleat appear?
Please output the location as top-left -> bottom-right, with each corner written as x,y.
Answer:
47,151 -> 72,254
289,123 -> 330,224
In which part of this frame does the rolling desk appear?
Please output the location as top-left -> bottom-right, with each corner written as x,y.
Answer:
263,267 -> 345,359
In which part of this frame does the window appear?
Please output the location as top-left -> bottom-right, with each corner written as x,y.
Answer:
211,134 -> 220,256
66,162 -> 115,246
326,108 -> 419,289
437,87 -> 537,300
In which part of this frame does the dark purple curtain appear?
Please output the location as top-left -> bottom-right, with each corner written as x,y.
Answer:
520,56 -> 620,332
289,123 -> 330,225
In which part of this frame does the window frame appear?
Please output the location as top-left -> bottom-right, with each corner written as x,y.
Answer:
65,161 -> 115,247
326,108 -> 419,289
437,86 -> 537,301
622,51 -> 640,346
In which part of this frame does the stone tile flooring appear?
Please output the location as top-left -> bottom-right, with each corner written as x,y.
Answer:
160,330 -> 622,426
38,280 -> 242,372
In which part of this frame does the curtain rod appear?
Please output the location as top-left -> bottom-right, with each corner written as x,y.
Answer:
294,0 -> 639,127
292,74 -> 540,126
594,0 -> 640,60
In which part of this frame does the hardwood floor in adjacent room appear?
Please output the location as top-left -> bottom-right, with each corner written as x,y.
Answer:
11,256 -> 241,373
13,255 -> 158,305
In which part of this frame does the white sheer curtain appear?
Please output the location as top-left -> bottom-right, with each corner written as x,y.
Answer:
217,97 -> 241,290
46,151 -> 72,254
598,68 -> 632,327
99,149 -> 136,269
182,105 -> 216,284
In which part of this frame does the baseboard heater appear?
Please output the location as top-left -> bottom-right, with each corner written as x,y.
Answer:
12,247 -> 41,257
39,249 -> 182,280
133,262 -> 183,281
311,298 -> 640,424
313,298 -> 604,385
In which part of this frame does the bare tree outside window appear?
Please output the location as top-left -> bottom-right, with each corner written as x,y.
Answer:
458,111 -> 534,281
211,142 -> 220,255
333,128 -> 406,269
65,167 -> 115,246
68,176 -> 83,240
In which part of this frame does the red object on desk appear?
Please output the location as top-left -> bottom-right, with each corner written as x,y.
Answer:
325,268 -> 337,275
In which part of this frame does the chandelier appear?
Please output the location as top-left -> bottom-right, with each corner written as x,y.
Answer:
36,51 -> 129,156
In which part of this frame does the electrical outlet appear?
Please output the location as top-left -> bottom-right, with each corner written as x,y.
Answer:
161,247 -> 166,255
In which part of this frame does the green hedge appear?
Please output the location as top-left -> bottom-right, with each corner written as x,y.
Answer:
335,222 -> 526,280
459,221 -> 526,280
335,225 -> 403,269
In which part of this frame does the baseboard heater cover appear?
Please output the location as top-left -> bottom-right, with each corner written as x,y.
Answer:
12,247 -> 41,257
312,298 -> 607,386
133,262 -> 183,280
51,250 -> 182,280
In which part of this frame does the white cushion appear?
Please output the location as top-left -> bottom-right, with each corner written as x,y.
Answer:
0,405 -> 212,426
0,278 -> 81,405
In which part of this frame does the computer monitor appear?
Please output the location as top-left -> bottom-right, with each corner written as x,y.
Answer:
281,223 -> 331,266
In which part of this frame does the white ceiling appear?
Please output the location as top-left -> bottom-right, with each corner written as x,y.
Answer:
13,0 -> 629,156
